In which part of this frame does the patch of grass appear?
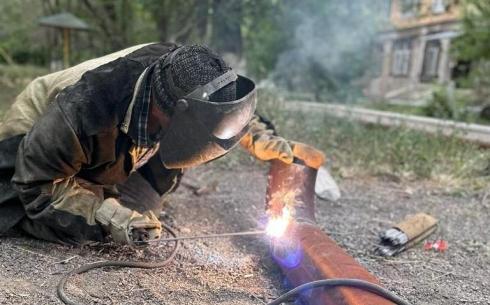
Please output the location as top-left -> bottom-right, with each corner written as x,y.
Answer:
256,92 -> 490,190
0,64 -> 48,86
0,64 -> 48,116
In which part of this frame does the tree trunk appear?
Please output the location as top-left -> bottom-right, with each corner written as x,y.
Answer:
211,0 -> 242,55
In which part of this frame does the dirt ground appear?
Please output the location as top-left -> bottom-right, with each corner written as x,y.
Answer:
0,159 -> 489,305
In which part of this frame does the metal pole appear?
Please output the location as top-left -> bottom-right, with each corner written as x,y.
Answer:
62,28 -> 71,68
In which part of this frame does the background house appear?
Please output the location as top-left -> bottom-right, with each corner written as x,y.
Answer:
368,0 -> 465,100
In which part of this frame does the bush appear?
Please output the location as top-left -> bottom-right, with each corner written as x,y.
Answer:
423,87 -> 458,119
422,86 -> 475,122
470,61 -> 490,106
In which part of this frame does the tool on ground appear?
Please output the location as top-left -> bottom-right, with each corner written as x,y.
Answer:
376,213 -> 438,257
424,239 -> 448,252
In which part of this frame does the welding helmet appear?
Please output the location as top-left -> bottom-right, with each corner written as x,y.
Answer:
153,46 -> 256,169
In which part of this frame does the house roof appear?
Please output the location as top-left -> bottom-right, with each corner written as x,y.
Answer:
39,12 -> 90,31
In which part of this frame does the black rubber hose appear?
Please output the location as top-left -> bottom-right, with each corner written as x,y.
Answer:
57,223 -> 180,305
266,279 -> 412,305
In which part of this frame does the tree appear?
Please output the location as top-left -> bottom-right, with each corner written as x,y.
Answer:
141,0 -> 208,44
211,0 -> 243,55
241,0 -> 288,79
453,0 -> 490,61
453,0 -> 490,105
39,0 -> 140,52
80,0 -> 135,50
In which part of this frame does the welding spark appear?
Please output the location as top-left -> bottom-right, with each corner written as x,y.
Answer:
266,207 -> 291,238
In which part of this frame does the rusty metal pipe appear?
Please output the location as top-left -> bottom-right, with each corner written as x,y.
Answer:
266,159 -> 395,305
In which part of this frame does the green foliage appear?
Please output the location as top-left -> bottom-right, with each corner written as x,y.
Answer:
466,61 -> 490,106
452,0 -> 490,107
0,1 -> 47,65
0,64 -> 48,82
423,87 -> 460,119
0,0 -> 387,104
242,1 -> 288,79
453,0 -> 490,62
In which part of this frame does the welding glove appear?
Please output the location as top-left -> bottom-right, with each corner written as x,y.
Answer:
289,141 -> 326,169
240,116 -> 294,164
95,198 -> 162,246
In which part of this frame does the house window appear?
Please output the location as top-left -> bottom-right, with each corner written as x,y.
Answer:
421,40 -> 441,81
432,0 -> 446,14
391,39 -> 412,76
400,0 -> 420,17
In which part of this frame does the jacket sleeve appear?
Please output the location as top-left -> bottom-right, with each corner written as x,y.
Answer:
12,102 -> 106,242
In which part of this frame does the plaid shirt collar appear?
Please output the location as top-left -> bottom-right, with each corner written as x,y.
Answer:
127,67 -> 160,148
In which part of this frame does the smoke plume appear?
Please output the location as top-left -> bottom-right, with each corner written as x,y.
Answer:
271,1 -> 389,102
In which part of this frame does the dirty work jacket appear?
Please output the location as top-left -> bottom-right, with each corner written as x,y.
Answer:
0,43 -> 183,242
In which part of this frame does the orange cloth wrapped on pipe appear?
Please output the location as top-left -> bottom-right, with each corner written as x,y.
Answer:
289,141 -> 325,169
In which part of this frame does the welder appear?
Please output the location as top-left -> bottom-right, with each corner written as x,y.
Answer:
0,43 -> 324,247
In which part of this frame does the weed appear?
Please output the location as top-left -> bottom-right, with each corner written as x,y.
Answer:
0,64 -> 48,117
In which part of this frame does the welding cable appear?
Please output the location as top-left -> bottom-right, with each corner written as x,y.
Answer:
57,223 -> 180,305
266,279 -> 412,305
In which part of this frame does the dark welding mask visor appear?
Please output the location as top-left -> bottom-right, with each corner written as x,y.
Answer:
159,71 -> 256,169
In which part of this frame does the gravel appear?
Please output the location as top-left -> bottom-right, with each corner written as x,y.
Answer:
0,161 -> 488,305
